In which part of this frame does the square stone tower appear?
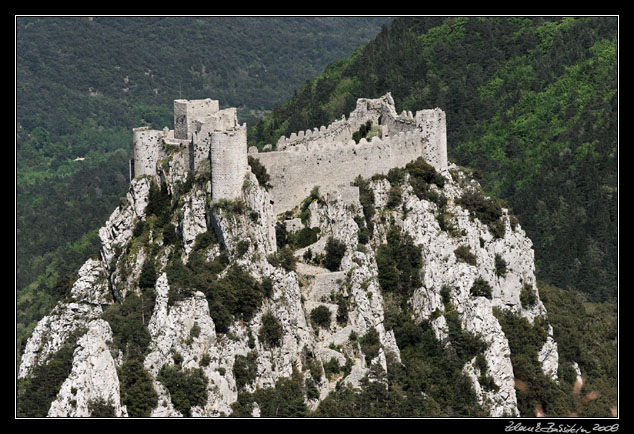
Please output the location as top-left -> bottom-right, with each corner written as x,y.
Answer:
174,99 -> 247,202
416,108 -> 448,170
173,98 -> 220,140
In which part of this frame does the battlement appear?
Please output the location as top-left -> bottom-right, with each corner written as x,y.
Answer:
131,93 -> 447,214
269,93 -> 419,152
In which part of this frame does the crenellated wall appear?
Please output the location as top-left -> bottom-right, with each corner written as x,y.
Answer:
249,93 -> 447,215
131,93 -> 447,215
253,130 -> 426,215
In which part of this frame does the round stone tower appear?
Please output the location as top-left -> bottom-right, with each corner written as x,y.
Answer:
210,123 -> 248,202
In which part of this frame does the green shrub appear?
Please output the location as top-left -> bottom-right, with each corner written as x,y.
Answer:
208,300 -> 232,334
158,364 -> 208,417
16,334 -> 81,417
310,305 -> 332,329
493,308 -> 565,416
303,248 -> 313,262
305,377 -> 319,400
88,398 -> 116,417
275,221 -> 289,248
470,277 -> 492,299
218,265 -> 266,322
102,289 -> 155,355
119,354 -> 159,417
323,357 -> 341,377
376,225 -> 422,296
456,190 -> 506,238
248,156 -> 271,190
454,245 -> 477,266
360,327 -> 381,365
444,310 -> 487,365
386,185 -> 402,209
267,246 -> 297,272
146,181 -> 171,222
489,219 -> 506,239
520,284 -> 537,308
324,237 -> 346,271
478,375 -> 499,392
357,225 -> 370,245
440,285 -> 452,307
132,220 -> 145,238
232,368 -> 308,417
233,351 -> 258,390
200,354 -> 211,367
168,251 -> 270,334
259,311 -> 283,348
189,322 -> 201,339
394,321 -> 425,349
212,198 -> 246,215
495,254 -> 508,277
291,227 -> 319,249
387,167 -> 407,186
336,294 -> 349,325
192,230 -> 218,251
475,353 -> 488,373
261,277 -> 274,297
162,224 -> 179,246
236,239 -> 250,257
405,157 -> 445,202
352,120 -> 373,143
139,258 -> 157,289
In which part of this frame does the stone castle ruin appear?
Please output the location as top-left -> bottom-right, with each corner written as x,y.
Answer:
130,93 -> 447,215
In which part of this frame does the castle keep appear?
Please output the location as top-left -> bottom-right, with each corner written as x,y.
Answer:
130,93 -> 447,214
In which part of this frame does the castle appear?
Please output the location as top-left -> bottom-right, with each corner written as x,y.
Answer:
130,93 -> 447,215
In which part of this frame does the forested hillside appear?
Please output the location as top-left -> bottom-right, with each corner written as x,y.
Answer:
249,16 -> 618,304
16,16 -> 392,355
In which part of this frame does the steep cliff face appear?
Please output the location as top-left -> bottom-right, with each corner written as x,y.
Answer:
17,150 -> 559,417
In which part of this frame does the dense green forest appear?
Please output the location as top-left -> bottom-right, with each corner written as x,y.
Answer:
16,16 -> 392,352
249,16 -> 618,304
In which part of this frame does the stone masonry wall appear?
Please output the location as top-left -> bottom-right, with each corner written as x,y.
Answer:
210,124 -> 248,201
253,130 -> 425,215
132,127 -> 166,178
417,108 -> 448,169
174,98 -> 220,140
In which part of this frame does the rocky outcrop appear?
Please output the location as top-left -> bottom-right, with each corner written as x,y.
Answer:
18,117 -> 559,417
48,319 -> 127,417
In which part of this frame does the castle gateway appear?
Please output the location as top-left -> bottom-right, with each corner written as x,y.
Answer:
130,93 -> 447,215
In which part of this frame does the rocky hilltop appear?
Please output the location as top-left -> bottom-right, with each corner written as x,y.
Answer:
17,96 -> 560,418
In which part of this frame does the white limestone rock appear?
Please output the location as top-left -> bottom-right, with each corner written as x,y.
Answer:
70,258 -> 111,305
381,169 -> 555,417
18,302 -> 103,380
99,176 -> 151,269
48,319 -> 127,417
180,187 -> 208,256
539,325 -> 560,382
